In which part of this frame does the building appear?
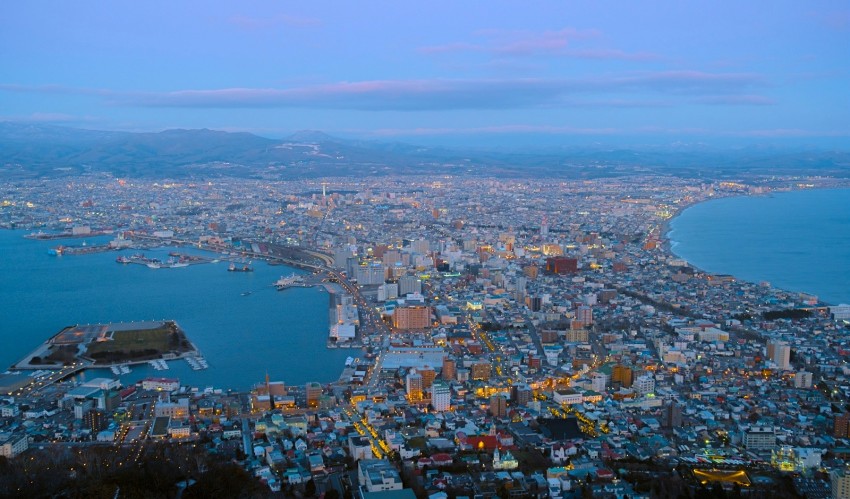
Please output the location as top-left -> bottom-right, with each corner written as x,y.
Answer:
431,381 -> 451,412
393,306 -> 431,330
832,467 -> 850,499
744,426 -> 776,451
470,362 -> 491,381
489,394 -> 507,417
575,306 -> 593,326
155,398 -> 189,419
357,459 -> 403,493
418,365 -> 436,389
406,372 -> 423,402
355,262 -> 385,285
769,341 -> 791,370
142,378 -> 180,392
633,375 -> 655,395
662,401 -> 683,429
511,384 -> 532,407
84,408 -> 108,434
398,275 -> 422,295
441,357 -> 456,381
835,413 -> 850,438
545,257 -> 578,274
0,432 -> 28,458
830,304 -> 850,321
794,370 -> 813,389
612,365 -> 634,388
306,382 -> 322,409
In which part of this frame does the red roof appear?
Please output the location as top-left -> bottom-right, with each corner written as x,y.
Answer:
466,435 -> 500,450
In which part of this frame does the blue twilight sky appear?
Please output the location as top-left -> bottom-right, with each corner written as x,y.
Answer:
1,1 -> 849,146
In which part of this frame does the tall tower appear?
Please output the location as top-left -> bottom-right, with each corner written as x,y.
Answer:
266,372 -> 275,410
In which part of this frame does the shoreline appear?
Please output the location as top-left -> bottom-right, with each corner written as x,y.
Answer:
660,188 -> 849,307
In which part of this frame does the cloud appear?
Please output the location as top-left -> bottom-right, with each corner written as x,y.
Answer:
693,95 -> 776,106
419,27 -> 659,61
0,111 -> 100,124
1,71 -> 768,112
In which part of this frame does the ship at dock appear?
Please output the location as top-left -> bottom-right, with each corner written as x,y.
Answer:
274,273 -> 305,290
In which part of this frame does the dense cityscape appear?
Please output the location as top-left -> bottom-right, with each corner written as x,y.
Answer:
1,171 -> 849,498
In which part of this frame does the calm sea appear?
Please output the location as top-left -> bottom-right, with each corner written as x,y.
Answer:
669,188 -> 850,305
0,230 -> 354,390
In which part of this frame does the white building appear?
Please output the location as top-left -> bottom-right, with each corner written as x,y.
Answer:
634,374 -> 656,395
0,432 -> 28,458
357,459 -> 403,492
431,381 -> 451,412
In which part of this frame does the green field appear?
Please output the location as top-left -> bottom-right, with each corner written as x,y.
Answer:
85,324 -> 185,362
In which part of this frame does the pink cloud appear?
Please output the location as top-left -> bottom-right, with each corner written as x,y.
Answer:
1,71 -> 769,111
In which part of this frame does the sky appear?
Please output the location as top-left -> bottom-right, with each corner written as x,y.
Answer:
1,1 -> 849,147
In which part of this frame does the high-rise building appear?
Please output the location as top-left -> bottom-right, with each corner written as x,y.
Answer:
743,426 -> 776,451
393,306 -> 431,330
612,365 -> 634,388
545,257 -> 578,274
835,413 -> 850,438
489,394 -> 507,418
832,467 -> 850,499
575,306 -> 593,326
770,341 -> 791,370
418,365 -> 436,389
406,371 -> 423,402
84,409 -> 107,434
431,381 -> 451,412
442,357 -> 456,381
795,370 -> 813,388
634,375 -> 655,395
306,382 -> 322,409
511,384 -> 532,407
662,401 -> 683,429
398,275 -> 422,295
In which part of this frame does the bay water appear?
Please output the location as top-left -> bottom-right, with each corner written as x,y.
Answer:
669,188 -> 850,306
0,230 -> 353,390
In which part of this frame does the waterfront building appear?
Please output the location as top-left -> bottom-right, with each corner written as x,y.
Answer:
305,382 -> 322,409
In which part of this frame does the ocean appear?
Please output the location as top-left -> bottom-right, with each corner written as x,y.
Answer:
669,188 -> 850,306
0,230 -> 354,390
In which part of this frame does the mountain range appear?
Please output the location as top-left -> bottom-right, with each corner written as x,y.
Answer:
1,122 -> 848,180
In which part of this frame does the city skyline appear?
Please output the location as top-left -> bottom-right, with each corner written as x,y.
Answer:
1,1 -> 849,147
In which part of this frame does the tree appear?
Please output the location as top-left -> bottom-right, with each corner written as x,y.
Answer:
305,478 -> 317,497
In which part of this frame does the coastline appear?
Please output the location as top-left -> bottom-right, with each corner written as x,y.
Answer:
660,188 -> 850,307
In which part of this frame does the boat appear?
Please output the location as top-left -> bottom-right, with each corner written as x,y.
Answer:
47,246 -> 64,256
228,262 -> 254,272
116,256 -> 131,264
146,262 -> 161,269
241,291 -> 252,296
345,356 -> 354,367
274,273 -> 305,290
119,364 -> 131,374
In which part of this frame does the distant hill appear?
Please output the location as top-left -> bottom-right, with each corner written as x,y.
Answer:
0,122 -> 848,180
